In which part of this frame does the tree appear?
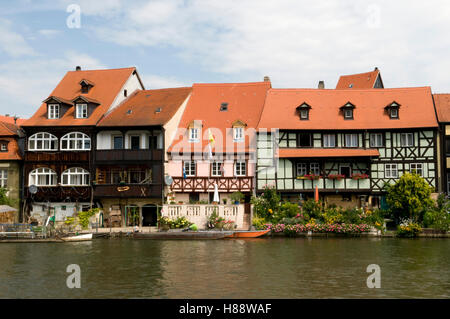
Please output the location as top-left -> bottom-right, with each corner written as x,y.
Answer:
385,172 -> 434,223
0,187 -> 11,205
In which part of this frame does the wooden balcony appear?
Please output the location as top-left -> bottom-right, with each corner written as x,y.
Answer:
24,151 -> 90,163
170,177 -> 253,192
25,186 -> 91,201
95,149 -> 163,162
93,184 -> 162,198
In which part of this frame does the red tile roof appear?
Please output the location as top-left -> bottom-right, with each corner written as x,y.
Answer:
0,115 -> 26,126
22,67 -> 137,127
98,87 -> 192,127
0,121 -> 21,160
278,148 -> 379,158
257,87 -> 437,130
433,94 -> 450,123
336,69 -> 381,89
168,82 -> 271,154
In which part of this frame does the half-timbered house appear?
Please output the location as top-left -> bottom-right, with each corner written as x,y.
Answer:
164,80 -> 271,229
21,66 -> 144,224
433,94 -> 450,194
94,87 -> 192,227
256,86 -> 438,208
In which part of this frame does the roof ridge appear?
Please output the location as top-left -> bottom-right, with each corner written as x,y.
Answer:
193,81 -> 270,87
339,69 -> 379,78
268,86 -> 431,92
67,67 -> 136,73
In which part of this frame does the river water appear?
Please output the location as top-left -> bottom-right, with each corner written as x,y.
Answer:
0,238 -> 448,298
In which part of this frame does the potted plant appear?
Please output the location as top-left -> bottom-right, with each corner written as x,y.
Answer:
304,174 -> 321,180
230,191 -> 244,204
327,174 -> 345,181
223,198 -> 228,205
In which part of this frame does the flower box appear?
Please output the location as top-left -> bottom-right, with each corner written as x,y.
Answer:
303,174 -> 321,180
351,173 -> 369,180
327,174 -> 345,180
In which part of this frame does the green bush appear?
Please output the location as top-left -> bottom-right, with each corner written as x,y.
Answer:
396,219 -> 422,238
78,208 -> 100,229
274,202 -> 300,222
423,194 -> 450,231
251,186 -> 281,221
252,217 -> 267,230
301,199 -> 322,220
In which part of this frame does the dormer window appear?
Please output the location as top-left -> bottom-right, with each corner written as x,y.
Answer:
79,79 -> 94,94
340,102 -> 355,120
48,104 -> 60,119
220,103 -> 228,111
0,142 -> 7,152
296,103 -> 311,120
189,128 -> 199,142
385,101 -> 400,119
76,104 -> 88,118
233,127 -> 244,142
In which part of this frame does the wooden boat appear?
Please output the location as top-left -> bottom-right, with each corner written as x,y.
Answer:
61,233 -> 93,242
133,231 -> 234,240
225,229 -> 270,238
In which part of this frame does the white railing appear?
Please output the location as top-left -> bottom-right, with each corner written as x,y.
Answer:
162,204 -> 246,230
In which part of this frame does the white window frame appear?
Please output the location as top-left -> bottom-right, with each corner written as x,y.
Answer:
370,133 -> 384,147
211,162 -> 222,177
345,134 -> 358,147
60,132 -> 91,151
184,161 -> 196,177
323,134 -> 335,148
234,161 -> 246,176
48,104 -> 60,119
0,143 -> 7,151
61,167 -> 90,186
28,168 -> 57,186
233,127 -> 244,142
300,109 -> 308,119
296,163 -> 307,176
75,103 -> 88,119
390,108 -> 398,118
400,133 -> 414,147
310,163 -> 320,175
344,109 -> 353,119
28,132 -> 58,151
410,163 -> 423,176
0,169 -> 7,188
189,128 -> 199,142
385,164 -> 398,178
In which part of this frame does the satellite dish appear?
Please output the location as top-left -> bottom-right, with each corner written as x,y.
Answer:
29,185 -> 38,194
164,175 -> 173,186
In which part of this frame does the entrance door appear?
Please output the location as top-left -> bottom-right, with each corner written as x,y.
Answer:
142,204 -> 157,226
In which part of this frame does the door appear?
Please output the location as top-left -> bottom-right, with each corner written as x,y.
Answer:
130,136 -> 140,150
142,204 -> 157,226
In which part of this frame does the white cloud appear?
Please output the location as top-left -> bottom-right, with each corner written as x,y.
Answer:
38,29 -> 62,38
142,74 -> 187,89
87,0 -> 450,92
0,18 -> 35,57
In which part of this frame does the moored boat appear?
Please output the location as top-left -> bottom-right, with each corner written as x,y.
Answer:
225,229 -> 270,238
61,233 -> 93,242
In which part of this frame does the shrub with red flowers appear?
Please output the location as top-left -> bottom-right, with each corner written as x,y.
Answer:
351,173 -> 369,180
265,222 -> 371,236
303,174 -> 321,180
327,174 -> 345,180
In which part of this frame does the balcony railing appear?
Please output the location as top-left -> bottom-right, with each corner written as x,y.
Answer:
93,183 -> 162,198
25,186 -> 91,201
25,151 -> 90,162
95,149 -> 163,162
170,177 -> 253,192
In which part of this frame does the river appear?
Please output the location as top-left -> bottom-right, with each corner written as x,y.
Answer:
0,238 -> 448,298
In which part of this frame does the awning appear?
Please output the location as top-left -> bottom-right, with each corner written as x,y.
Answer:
278,148 -> 379,158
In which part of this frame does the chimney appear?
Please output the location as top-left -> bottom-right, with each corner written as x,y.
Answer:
263,76 -> 270,82
5,114 -> 9,117
318,81 -> 325,89
75,66 -> 81,71
14,116 -> 18,124
374,67 -> 378,71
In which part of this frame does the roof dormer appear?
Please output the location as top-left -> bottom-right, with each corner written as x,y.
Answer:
385,101 -> 400,119
79,79 -> 95,94
296,102 -> 311,120
340,102 -> 355,120
42,96 -> 74,119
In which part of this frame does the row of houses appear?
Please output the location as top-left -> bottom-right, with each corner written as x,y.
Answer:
1,66 -> 449,229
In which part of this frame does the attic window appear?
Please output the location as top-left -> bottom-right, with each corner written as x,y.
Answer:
296,103 -> 311,120
48,104 -> 60,119
220,103 -> 228,111
385,102 -> 400,119
126,109 -> 132,115
340,102 -> 355,120
349,84 -> 353,88
155,107 -> 162,113
124,90 -> 127,97
81,84 -> 89,94
79,79 -> 94,94
0,142 -> 7,152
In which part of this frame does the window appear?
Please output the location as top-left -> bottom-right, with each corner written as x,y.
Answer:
28,168 -> 57,186
400,133 -> 414,147
445,138 -> 450,155
61,167 -> 89,186
0,143 -> 7,152
189,128 -> 199,142
310,163 -> 320,175
220,103 -> 228,111
297,133 -> 312,147
370,133 -> 384,147
390,108 -> 398,119
128,170 -> 147,183
235,161 -> 246,176
340,165 -> 351,178
113,136 -> 123,149
0,169 -> 7,188
28,132 -> 58,151
344,134 -> 358,147
385,164 -> 398,178
60,132 -> 91,150
344,109 -> 353,119
296,163 -> 307,176
75,104 -> 88,118
130,136 -> 140,150
323,134 -> 335,148
300,109 -> 309,120
211,162 -> 223,176
184,161 -> 196,177
410,163 -> 423,176
148,135 -> 158,149
48,104 -> 59,119
447,172 -> 450,194
233,127 -> 244,142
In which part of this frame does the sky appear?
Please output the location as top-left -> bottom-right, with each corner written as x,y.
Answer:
0,0 -> 449,118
